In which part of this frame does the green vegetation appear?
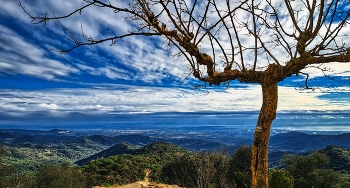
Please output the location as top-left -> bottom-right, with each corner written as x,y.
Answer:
82,154 -> 162,186
320,145 -> 350,173
2,146 -> 89,188
160,153 -> 201,187
227,145 -> 252,188
1,147 -> 34,188
0,142 -> 110,172
160,146 -> 252,188
282,152 -> 350,188
160,151 -> 233,188
268,169 -> 293,188
32,162 -> 88,188
81,142 -> 188,186
2,144 -> 350,187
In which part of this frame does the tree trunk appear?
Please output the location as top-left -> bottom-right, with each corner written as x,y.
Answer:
251,80 -> 278,188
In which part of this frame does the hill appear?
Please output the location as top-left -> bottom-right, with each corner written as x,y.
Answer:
319,145 -> 350,173
80,143 -> 350,188
76,142 -> 190,165
132,142 -> 190,156
76,142 -> 139,165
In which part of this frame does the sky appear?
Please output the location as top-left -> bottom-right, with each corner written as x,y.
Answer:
0,0 -> 350,129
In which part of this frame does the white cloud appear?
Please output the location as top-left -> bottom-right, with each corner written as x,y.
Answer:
1,85 -> 349,117
0,24 -> 80,80
302,62 -> 350,78
0,103 -> 26,111
39,103 -> 59,110
76,63 -> 132,80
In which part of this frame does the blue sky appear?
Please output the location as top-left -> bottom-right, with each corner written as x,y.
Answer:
0,0 -> 350,128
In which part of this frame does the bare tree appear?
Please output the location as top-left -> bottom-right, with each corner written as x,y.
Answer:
20,0 -> 350,187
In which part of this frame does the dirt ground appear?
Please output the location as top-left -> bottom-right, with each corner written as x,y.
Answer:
117,181 -> 181,188
92,181 -> 181,188
116,181 -> 148,188
115,182 -> 144,188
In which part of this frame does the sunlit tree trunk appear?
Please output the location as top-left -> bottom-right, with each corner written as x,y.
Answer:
251,80 -> 278,188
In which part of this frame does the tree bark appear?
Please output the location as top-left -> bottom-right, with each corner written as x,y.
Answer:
251,80 -> 278,188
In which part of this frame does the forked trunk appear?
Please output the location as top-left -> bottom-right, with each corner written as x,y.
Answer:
251,81 -> 278,188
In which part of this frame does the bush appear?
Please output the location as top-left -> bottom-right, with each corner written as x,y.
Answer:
227,145 -> 252,188
160,153 -> 199,188
161,148 -> 253,188
309,169 -> 350,188
282,152 -> 350,188
269,169 -> 293,188
31,162 -> 88,188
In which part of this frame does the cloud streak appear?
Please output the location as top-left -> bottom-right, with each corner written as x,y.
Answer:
1,0 -> 349,84
1,85 -> 349,118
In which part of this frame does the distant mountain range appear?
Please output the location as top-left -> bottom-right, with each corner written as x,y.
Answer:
269,131 -> 350,152
1,129 -> 350,172
2,129 -> 349,151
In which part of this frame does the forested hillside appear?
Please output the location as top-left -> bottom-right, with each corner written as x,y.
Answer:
2,129 -> 350,187
2,142 -> 350,188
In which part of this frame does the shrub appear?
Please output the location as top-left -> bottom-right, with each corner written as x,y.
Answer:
282,152 -> 350,188
269,169 -> 293,188
161,150 -> 233,188
227,145 -> 252,188
160,153 -> 199,187
31,162 -> 88,188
